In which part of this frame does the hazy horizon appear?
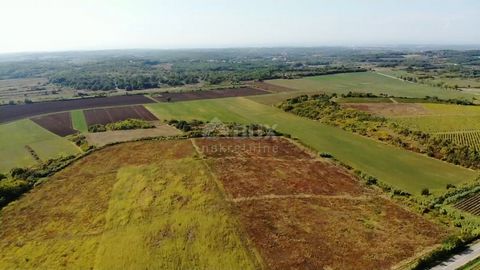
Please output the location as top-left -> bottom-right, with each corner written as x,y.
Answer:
1,0 -> 479,54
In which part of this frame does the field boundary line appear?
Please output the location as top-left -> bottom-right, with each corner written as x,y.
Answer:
228,193 -> 369,203
189,138 -> 267,269
375,72 -> 415,84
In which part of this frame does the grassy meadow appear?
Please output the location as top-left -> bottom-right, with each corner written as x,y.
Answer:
0,140 -> 261,269
0,119 -> 81,173
71,110 -> 88,132
267,72 -> 477,100
391,104 -> 480,132
146,97 -> 478,194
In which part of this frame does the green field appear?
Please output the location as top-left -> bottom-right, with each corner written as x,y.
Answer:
392,104 -> 480,132
146,97 -> 478,194
376,68 -> 480,89
0,119 -> 81,173
71,110 -> 88,132
267,72 -> 477,100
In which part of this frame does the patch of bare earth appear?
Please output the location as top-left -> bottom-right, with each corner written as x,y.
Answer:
85,123 -> 182,147
342,103 -> 429,117
195,137 -> 448,270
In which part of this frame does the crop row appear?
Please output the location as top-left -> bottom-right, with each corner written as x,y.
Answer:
454,193 -> 480,216
435,130 -> 480,150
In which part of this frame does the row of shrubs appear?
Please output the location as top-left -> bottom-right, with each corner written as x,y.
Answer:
167,119 -> 282,137
0,155 -> 77,208
278,94 -> 480,170
339,91 -> 475,105
88,119 -> 155,132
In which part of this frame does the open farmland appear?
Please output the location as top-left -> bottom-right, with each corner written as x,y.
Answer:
0,140 -> 260,269
195,137 -> 448,269
31,112 -> 77,137
85,124 -> 182,147
0,119 -> 80,173
153,87 -> 268,102
84,105 -> 158,126
455,193 -> 480,216
385,104 -> 480,133
0,95 -> 155,123
435,131 -> 480,150
71,110 -> 88,132
342,103 -> 430,117
267,72 -> 476,100
146,97 -> 478,194
0,138 -> 449,269
0,78 -> 74,104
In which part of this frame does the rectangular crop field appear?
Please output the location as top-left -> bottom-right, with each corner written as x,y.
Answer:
153,87 -> 268,102
31,112 -> 77,137
71,110 -> 88,132
266,72 -> 476,100
0,119 -> 81,172
388,104 -> 480,133
84,105 -> 158,126
195,137 -> 448,269
0,95 -> 155,123
146,97 -> 478,194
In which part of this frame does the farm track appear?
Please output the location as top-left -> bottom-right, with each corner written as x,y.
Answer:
228,193 -> 368,203
376,72 -> 415,84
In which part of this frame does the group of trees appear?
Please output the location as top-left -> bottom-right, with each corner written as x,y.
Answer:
0,155 -> 76,208
167,119 -> 281,138
88,119 -> 154,132
47,61 -> 366,91
279,94 -> 480,170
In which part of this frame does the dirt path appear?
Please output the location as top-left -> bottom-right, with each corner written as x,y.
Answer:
228,194 -> 368,203
375,72 -> 415,84
390,97 -> 399,103
430,241 -> 480,270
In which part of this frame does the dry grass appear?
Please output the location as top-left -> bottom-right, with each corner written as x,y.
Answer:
196,137 -> 449,270
0,140 -> 259,269
342,103 -> 430,117
85,123 -> 182,147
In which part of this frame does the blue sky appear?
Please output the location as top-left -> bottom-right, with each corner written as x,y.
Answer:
0,0 -> 479,53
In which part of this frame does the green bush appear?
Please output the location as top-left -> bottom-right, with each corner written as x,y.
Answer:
105,119 -> 154,131
88,119 -> 155,133
421,188 -> 431,196
0,178 -> 31,208
88,124 -> 106,132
